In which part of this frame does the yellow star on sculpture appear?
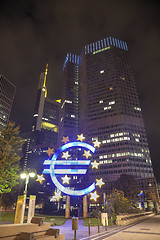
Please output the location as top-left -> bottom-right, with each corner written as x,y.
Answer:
50,191 -> 62,202
93,139 -> 101,148
36,174 -> 45,184
54,191 -> 62,202
61,175 -> 71,184
46,147 -> 55,157
50,195 -> 56,202
61,136 -> 70,144
91,160 -> 100,169
96,178 -> 105,188
62,151 -> 71,160
83,150 -> 92,159
90,191 -> 100,201
77,134 -> 85,142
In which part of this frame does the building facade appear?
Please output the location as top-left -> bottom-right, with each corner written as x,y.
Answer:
0,74 -> 16,129
58,54 -> 80,144
22,65 -> 60,172
60,36 -> 157,195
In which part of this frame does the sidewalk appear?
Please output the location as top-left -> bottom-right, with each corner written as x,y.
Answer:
0,219 -> 117,240
51,219 -> 117,240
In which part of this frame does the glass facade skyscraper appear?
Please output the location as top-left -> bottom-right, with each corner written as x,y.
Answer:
0,74 -> 16,129
60,36 -> 157,194
22,66 -> 60,172
58,54 -> 80,144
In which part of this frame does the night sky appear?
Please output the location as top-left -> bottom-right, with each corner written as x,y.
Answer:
0,0 -> 160,182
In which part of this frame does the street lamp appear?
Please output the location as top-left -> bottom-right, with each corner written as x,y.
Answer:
20,169 -> 36,195
15,169 -> 37,224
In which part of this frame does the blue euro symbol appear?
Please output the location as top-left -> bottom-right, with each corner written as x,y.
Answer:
43,142 -> 96,196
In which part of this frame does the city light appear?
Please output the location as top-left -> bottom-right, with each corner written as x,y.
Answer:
90,191 -> 100,201
43,141 -> 96,196
20,170 -> 36,194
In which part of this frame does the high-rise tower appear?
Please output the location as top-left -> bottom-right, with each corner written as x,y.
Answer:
22,65 -> 60,171
0,75 -> 16,129
58,54 -> 80,144
60,37 -> 157,195
32,64 -> 48,132
32,64 -> 59,148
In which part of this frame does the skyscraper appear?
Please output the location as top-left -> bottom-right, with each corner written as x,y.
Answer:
58,54 -> 80,144
22,65 -> 60,171
0,74 -> 16,129
32,64 -> 60,149
60,36 -> 157,195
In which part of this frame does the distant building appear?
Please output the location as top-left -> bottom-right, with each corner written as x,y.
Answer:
60,36 -> 158,196
0,75 -> 16,129
22,65 -> 60,172
58,54 -> 80,144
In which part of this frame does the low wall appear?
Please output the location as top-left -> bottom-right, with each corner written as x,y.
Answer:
116,211 -> 154,226
0,222 -> 64,240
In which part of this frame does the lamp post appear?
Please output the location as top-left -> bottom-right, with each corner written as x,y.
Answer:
14,170 -> 37,224
20,169 -> 36,195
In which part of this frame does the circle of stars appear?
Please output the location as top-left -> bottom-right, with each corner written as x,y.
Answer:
46,147 -> 55,157
47,134 -> 105,202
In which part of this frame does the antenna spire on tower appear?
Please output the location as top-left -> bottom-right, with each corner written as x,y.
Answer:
43,63 -> 48,87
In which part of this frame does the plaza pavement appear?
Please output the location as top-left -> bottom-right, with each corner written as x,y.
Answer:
1,214 -> 159,240
51,219 -> 119,240
52,214 -> 160,240
100,214 -> 160,240
0,219 -> 118,239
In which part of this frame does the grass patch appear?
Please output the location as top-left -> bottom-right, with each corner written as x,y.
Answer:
0,211 -> 15,223
83,218 -> 102,226
34,213 -> 66,226
83,216 -> 116,226
0,211 -> 66,226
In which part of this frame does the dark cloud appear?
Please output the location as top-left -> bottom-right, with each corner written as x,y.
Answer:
0,0 -> 160,181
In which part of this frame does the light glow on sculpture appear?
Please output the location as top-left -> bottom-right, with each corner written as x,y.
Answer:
46,147 -> 55,157
93,139 -> 101,148
83,150 -> 92,159
96,178 -> 105,188
91,160 -> 100,169
90,191 -> 100,201
50,190 -> 62,202
43,141 -> 96,196
36,174 -> 45,184
61,136 -> 70,144
77,134 -> 85,142
55,191 -> 62,201
62,151 -> 71,160
44,160 -> 91,166
43,169 -> 87,174
61,175 -> 71,184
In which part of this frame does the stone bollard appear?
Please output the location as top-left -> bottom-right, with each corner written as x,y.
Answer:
72,217 -> 78,240
88,218 -> 91,236
111,216 -> 113,225
50,218 -> 55,226
105,217 -> 107,231
97,218 -> 100,233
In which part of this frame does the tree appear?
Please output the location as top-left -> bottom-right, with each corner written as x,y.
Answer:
115,174 -> 139,200
146,188 -> 159,213
1,186 -> 20,210
0,122 -> 24,197
106,189 -> 131,215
